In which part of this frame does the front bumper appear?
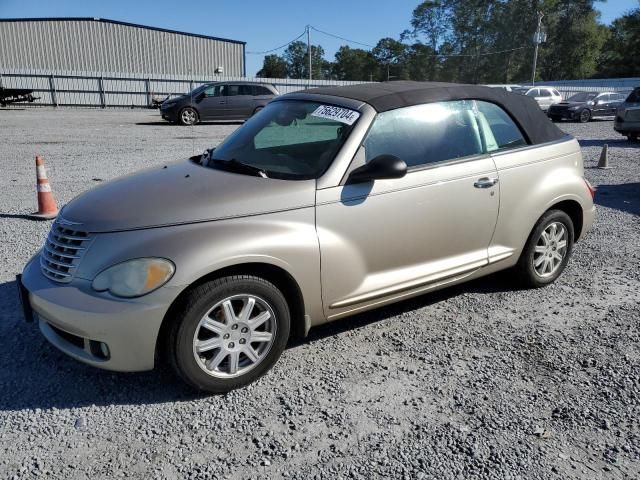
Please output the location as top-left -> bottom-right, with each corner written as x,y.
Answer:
160,104 -> 180,122
548,108 -> 580,120
21,254 -> 181,372
614,119 -> 640,135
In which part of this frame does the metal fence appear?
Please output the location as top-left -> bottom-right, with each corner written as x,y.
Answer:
0,69 -> 369,108
2,70 -> 637,107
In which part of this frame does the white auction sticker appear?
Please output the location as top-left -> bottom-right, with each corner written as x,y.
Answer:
311,105 -> 360,125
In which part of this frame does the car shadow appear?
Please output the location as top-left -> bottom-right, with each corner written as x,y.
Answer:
0,213 -> 42,220
0,279 -> 200,412
0,270 -> 522,411
135,121 -> 244,126
578,138 -> 639,149
595,183 -> 640,216
297,270 -> 523,346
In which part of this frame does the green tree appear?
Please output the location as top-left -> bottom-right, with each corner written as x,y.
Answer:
540,0 -> 609,80
372,38 -> 408,80
598,4 -> 640,77
256,54 -> 288,78
403,0 -> 609,83
282,41 -> 328,79
332,46 -> 377,81
403,43 -> 438,80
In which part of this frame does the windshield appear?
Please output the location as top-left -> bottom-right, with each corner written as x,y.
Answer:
190,85 -> 206,95
568,92 -> 598,102
627,88 -> 640,103
207,100 -> 360,180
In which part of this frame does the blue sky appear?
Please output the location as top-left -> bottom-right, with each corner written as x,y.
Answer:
0,0 -> 635,76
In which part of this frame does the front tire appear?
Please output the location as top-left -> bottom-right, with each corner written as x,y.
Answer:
578,109 -> 591,123
169,276 -> 290,393
179,107 -> 199,126
515,210 -> 574,288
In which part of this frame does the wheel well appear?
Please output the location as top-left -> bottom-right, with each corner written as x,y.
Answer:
548,200 -> 583,241
156,263 -> 306,361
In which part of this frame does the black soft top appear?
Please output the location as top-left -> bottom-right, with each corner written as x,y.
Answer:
299,81 -> 566,145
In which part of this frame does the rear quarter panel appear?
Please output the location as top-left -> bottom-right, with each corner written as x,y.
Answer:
489,137 -> 593,264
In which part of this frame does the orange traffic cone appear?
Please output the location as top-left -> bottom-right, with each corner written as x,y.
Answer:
29,155 -> 58,220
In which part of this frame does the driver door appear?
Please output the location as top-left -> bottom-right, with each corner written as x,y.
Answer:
198,84 -> 227,119
316,101 -> 500,320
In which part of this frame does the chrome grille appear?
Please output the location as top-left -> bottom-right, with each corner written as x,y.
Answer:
40,220 -> 92,283
625,108 -> 640,122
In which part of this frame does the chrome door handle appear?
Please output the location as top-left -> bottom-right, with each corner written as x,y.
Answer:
474,177 -> 499,188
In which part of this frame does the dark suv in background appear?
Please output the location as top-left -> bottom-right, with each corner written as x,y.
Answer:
614,87 -> 640,142
161,82 -> 279,125
548,91 -> 626,123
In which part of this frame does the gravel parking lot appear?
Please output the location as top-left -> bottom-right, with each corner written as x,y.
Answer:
0,108 -> 638,479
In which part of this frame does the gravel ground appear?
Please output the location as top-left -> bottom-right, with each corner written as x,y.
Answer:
0,109 -> 638,480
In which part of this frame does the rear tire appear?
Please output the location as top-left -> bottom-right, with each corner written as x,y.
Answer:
515,210 -> 574,288
179,107 -> 199,126
550,116 -> 561,122
578,109 -> 591,123
169,275 -> 290,393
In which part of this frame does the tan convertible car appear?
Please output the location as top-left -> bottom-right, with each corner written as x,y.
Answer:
19,82 -> 596,392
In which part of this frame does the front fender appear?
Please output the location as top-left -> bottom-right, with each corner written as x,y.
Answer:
75,207 -> 324,323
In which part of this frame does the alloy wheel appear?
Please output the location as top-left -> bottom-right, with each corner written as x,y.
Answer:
532,222 -> 568,278
580,110 -> 590,123
181,109 -> 197,125
192,294 -> 276,378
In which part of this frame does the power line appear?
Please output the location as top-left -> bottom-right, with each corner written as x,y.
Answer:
310,26 -> 376,48
311,25 -> 531,57
430,45 -> 532,58
245,30 -> 307,54
247,25 -> 532,58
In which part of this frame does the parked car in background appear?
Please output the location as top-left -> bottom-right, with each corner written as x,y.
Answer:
614,87 -> 640,142
19,82 -> 595,393
486,84 -> 522,92
513,87 -> 563,112
160,82 -> 279,125
548,91 -> 626,123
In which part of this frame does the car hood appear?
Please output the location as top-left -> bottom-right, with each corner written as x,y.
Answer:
163,94 -> 189,104
60,159 -> 316,232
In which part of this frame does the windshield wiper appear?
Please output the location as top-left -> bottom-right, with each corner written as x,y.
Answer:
211,158 -> 269,178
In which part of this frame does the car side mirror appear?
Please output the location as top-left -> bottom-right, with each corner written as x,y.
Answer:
347,154 -> 407,184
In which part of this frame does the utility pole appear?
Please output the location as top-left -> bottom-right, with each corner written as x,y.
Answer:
307,25 -> 312,83
531,11 -> 545,86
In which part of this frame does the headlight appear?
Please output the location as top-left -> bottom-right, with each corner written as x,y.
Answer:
569,105 -> 580,110
92,258 -> 175,298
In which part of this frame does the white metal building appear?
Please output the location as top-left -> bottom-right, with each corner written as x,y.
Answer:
0,17 -> 246,77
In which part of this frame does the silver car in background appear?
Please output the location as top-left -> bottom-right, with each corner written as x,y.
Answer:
19,82 -> 595,393
513,86 -> 563,111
